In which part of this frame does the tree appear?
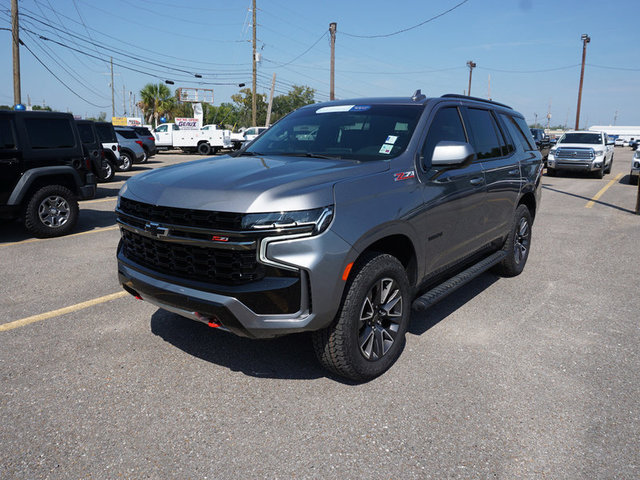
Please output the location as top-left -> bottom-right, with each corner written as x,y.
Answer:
138,83 -> 175,127
86,112 -> 107,122
231,88 -> 267,127
271,85 -> 315,123
32,105 -> 53,111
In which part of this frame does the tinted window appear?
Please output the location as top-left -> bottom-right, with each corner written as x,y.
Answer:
559,133 -> 602,144
76,123 -> 96,144
0,117 -> 16,149
511,116 -> 537,150
421,107 -> 466,168
115,129 -> 139,139
133,127 -> 152,136
465,108 -> 504,160
246,104 -> 424,162
500,114 -> 534,151
95,123 -> 117,143
25,118 -> 76,149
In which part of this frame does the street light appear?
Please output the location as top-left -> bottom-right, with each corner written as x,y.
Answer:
575,34 -> 590,130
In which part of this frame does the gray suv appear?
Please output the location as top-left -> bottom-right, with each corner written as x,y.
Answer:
117,92 -> 542,381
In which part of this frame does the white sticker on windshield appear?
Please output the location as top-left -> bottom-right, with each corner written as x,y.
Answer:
385,135 -> 398,145
379,144 -> 393,154
316,105 -> 355,114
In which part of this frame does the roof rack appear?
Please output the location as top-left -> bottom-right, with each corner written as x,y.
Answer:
440,94 -> 512,110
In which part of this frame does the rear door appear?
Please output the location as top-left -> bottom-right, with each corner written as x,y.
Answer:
416,105 -> 487,275
463,107 -> 522,244
0,114 -> 21,204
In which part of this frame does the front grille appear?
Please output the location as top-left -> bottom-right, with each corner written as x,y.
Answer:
119,197 -> 243,231
120,229 -> 262,285
555,147 -> 594,160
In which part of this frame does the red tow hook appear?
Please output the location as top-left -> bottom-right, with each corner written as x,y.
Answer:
195,312 -> 221,328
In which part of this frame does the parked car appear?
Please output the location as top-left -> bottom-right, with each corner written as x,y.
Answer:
530,127 -> 550,162
153,122 -> 231,154
115,129 -> 145,167
547,131 -> 614,178
630,150 -> 640,185
75,120 -> 112,182
131,126 -> 157,160
243,126 -> 268,143
0,111 -> 96,237
628,138 -> 638,151
116,91 -> 542,381
614,137 -> 627,147
94,121 -> 127,172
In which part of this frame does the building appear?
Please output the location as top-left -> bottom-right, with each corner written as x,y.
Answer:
588,125 -> 640,141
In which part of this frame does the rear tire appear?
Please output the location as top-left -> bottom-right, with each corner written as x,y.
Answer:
24,185 -> 79,238
140,149 -> 149,163
98,160 -> 115,182
493,204 -> 532,278
118,152 -> 132,172
197,142 -> 211,155
312,253 -> 410,382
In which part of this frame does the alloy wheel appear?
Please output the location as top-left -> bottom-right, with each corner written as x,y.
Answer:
358,278 -> 403,361
514,217 -> 530,265
38,195 -> 71,228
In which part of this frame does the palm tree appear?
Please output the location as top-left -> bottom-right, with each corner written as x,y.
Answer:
138,83 -> 174,127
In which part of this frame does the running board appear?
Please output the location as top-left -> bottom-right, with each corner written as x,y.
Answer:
412,250 -> 507,312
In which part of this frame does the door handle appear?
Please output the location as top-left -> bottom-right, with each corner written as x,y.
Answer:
469,177 -> 484,186
0,158 -> 18,165
508,169 -> 519,176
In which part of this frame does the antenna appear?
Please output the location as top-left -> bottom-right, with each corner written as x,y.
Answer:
412,89 -> 426,101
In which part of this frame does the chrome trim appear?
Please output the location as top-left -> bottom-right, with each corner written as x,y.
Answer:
259,232 -> 313,272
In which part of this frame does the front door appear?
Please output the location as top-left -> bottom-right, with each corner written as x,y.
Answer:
0,115 -> 21,205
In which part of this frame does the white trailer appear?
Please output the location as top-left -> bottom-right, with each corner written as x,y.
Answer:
153,123 -> 231,154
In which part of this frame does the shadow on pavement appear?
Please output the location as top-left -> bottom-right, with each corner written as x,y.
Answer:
150,309 -> 332,381
542,185 -> 635,214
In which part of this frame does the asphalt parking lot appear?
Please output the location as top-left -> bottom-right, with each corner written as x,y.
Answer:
1,149 -> 639,478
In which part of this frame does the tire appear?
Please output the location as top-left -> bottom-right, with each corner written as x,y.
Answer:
605,155 -> 613,174
546,167 -> 556,177
98,160 -> 115,182
140,148 -> 149,163
118,152 -> 132,172
493,204 -> 532,278
24,185 -> 79,238
197,142 -> 211,155
595,167 -> 604,179
312,253 -> 411,382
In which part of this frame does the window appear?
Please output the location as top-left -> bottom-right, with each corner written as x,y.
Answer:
25,118 -> 76,149
0,117 -> 16,149
500,114 -> 534,152
95,123 -> 117,143
76,123 -> 96,144
116,129 -> 139,140
558,133 -> 602,145
421,107 -> 466,168
511,116 -> 537,150
465,108 -> 503,160
155,125 -> 168,133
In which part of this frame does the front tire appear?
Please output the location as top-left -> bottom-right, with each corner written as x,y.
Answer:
118,152 -> 132,172
24,185 -> 79,238
312,253 -> 411,382
546,167 -> 556,177
493,204 -> 532,278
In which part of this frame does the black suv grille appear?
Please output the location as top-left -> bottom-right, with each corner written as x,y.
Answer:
119,197 -> 243,231
120,229 -> 262,285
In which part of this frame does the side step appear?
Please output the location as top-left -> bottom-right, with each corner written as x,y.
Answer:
412,250 -> 507,312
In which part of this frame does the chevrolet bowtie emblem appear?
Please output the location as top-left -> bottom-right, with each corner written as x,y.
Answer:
144,222 -> 169,237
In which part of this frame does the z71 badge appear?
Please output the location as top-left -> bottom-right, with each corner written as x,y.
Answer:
394,171 -> 416,181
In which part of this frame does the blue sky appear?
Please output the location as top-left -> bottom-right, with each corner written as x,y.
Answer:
0,0 -> 638,127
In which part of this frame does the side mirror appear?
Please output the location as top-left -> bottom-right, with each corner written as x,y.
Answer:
431,141 -> 476,166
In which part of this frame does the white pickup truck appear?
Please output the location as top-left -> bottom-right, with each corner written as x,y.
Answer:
153,123 -> 232,155
547,130 -> 614,179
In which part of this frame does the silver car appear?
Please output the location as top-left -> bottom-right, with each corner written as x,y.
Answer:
115,129 -> 145,167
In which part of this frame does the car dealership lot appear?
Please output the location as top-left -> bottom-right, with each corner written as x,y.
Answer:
1,150 -> 639,478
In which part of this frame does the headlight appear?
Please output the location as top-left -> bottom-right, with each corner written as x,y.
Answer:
593,149 -> 604,156
549,148 -> 556,155
242,206 -> 334,234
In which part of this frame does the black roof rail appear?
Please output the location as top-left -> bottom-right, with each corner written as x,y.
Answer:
440,94 -> 512,110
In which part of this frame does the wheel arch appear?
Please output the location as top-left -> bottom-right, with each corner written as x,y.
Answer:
8,167 -> 82,206
518,191 -> 537,220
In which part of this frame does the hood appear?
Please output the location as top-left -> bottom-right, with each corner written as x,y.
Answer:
122,154 -> 388,212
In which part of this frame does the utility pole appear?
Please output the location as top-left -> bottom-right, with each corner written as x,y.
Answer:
487,74 -> 491,100
329,22 -> 337,101
466,60 -> 476,96
534,113 -> 538,127
265,73 -> 276,127
11,0 -> 21,105
546,98 -> 552,131
613,110 -> 618,126
122,85 -> 126,116
110,57 -> 115,118
575,33 -> 590,130
251,0 -> 257,126
129,91 -> 133,118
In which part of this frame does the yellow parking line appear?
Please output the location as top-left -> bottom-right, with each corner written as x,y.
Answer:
82,197 -> 117,204
586,173 -> 623,208
0,225 -> 119,248
0,291 -> 128,332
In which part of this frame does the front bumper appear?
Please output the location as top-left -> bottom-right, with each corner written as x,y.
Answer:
547,158 -> 603,172
117,228 -> 353,338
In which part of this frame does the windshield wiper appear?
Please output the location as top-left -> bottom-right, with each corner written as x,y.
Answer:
272,152 -> 342,160
235,151 -> 264,156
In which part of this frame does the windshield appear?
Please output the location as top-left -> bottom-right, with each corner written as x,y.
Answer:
559,133 -> 602,144
245,104 -> 424,161
95,123 -> 117,143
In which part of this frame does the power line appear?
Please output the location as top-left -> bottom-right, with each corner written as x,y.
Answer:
20,39 -> 110,108
587,63 -> 640,72
478,64 -> 580,74
342,0 -> 471,38
268,31 -> 327,67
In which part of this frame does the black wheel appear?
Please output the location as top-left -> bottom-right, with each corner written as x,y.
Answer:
140,148 -> 149,163
197,142 -> 211,155
98,160 -> 115,182
493,204 -> 532,278
605,155 -> 613,174
595,167 -> 604,179
24,185 -> 79,238
118,152 -> 132,172
546,167 -> 556,177
312,253 -> 411,382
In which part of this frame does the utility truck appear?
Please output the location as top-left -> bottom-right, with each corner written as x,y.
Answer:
153,123 -> 232,155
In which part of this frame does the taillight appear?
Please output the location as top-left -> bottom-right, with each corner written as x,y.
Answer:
117,145 -> 121,152
148,136 -> 154,141
85,156 -> 91,170
135,140 -> 143,147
